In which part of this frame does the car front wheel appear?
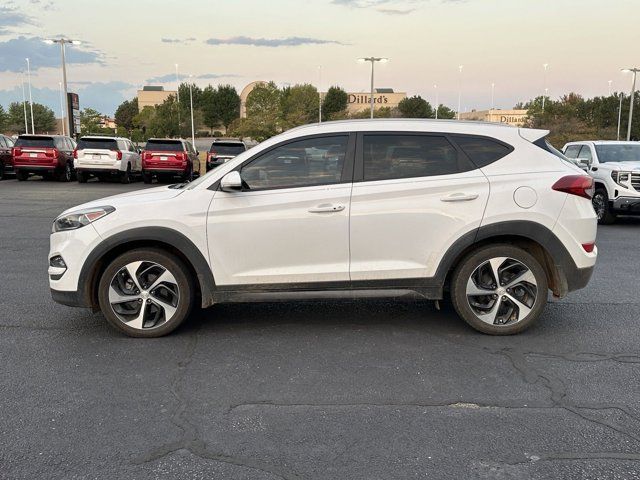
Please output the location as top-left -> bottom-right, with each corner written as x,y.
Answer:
592,188 -> 616,225
450,244 -> 548,335
98,248 -> 195,337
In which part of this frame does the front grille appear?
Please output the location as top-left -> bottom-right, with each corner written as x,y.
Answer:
631,173 -> 640,192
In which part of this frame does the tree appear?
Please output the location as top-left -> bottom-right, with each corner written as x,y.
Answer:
114,98 -> 138,134
398,95 -> 433,118
80,108 -> 113,135
280,83 -> 319,129
322,86 -> 348,121
6,101 -> 55,133
0,105 -> 7,132
231,81 -> 282,141
213,85 -> 240,130
436,105 -> 456,119
200,85 -> 218,131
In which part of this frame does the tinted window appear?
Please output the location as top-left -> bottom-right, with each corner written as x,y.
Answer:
14,136 -> 55,148
77,138 -> 118,150
363,135 -> 470,181
454,135 -> 512,168
54,138 -> 68,150
241,136 -> 348,190
578,145 -> 593,161
595,144 -> 640,163
6,137 -> 14,147
145,140 -> 184,152
564,145 -> 581,158
0,137 -> 6,148
210,142 -> 245,155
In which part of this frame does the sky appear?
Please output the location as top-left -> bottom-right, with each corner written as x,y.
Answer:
0,0 -> 638,116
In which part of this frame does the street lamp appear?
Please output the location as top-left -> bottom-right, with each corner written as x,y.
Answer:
542,63 -> 549,112
188,75 -> 196,147
44,38 -> 81,136
25,58 -> 34,134
175,63 -> 181,132
608,80 -> 613,96
457,65 -> 463,120
490,82 -> 495,110
622,68 -> 639,141
433,84 -> 438,120
358,57 -> 388,119
318,65 -> 322,124
58,82 -> 66,136
20,74 -> 28,134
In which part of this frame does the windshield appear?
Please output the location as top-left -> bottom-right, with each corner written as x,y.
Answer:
145,140 -> 183,152
77,138 -> 118,150
595,144 -> 640,163
210,143 -> 245,155
14,136 -> 55,148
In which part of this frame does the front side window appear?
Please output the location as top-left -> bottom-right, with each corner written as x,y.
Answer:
454,135 -> 512,168
564,145 -> 582,159
363,134 -> 472,181
241,136 -> 348,190
578,145 -> 593,161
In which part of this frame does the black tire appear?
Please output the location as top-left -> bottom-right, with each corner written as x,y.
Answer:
97,248 -> 195,338
58,162 -> 72,182
0,162 -> 5,180
120,164 -> 131,184
182,165 -> 193,183
77,170 -> 88,183
142,171 -> 152,184
592,188 -> 616,225
450,244 -> 548,335
16,170 -> 28,181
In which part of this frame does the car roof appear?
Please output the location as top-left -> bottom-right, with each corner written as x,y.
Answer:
565,140 -> 639,146
212,139 -> 244,143
79,135 -> 127,140
147,138 -> 185,141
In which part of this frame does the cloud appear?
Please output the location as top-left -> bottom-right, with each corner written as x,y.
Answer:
0,6 -> 35,34
377,7 -> 415,14
331,0 -> 461,14
146,72 -> 241,83
161,37 -> 196,44
0,36 -> 103,72
205,36 -> 347,47
0,81 -> 135,116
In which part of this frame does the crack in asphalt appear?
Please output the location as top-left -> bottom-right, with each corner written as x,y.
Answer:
131,325 -> 301,480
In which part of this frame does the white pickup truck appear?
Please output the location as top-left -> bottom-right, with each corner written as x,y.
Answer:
563,141 -> 640,224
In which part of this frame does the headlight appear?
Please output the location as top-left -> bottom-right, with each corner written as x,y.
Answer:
52,206 -> 115,233
611,171 -> 631,187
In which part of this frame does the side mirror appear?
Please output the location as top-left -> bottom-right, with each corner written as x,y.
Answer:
577,158 -> 592,170
220,171 -> 243,191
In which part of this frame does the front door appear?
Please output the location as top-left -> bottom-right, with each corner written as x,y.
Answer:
207,134 -> 355,286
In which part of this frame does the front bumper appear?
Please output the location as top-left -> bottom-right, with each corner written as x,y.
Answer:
51,288 -> 86,307
611,196 -> 640,214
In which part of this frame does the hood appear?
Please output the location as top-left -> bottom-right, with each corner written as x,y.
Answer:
58,185 -> 185,216
599,161 -> 640,171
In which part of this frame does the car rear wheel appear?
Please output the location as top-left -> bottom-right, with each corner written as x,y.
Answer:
58,162 -> 72,182
120,164 -> 131,184
592,189 -> 616,225
451,244 -> 548,335
98,248 -> 195,338
16,170 -> 28,181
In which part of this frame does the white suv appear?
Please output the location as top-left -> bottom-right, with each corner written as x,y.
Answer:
74,136 -> 141,184
49,120 -> 597,337
563,141 -> 640,224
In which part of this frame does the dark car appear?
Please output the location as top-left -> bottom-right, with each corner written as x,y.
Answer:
141,138 -> 200,184
12,134 -> 77,182
0,134 -> 15,180
206,139 -> 246,171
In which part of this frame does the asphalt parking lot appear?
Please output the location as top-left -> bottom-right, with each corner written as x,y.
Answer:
1,178 -> 640,480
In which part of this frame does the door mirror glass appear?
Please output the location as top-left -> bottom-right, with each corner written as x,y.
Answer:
577,158 -> 592,170
220,171 -> 243,191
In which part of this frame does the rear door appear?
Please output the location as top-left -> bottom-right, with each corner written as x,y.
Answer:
77,138 -> 119,166
349,132 -> 490,281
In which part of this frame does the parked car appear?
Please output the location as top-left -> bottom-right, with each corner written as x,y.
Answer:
141,138 -> 200,183
0,134 -> 15,180
74,136 -> 141,184
49,119 -> 596,337
563,140 -> 640,224
205,139 -> 246,171
12,135 -> 76,182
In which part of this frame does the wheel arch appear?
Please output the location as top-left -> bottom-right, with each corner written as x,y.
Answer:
78,227 -> 216,310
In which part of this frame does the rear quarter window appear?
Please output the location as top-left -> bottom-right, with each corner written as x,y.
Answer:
14,136 -> 55,148
452,135 -> 513,168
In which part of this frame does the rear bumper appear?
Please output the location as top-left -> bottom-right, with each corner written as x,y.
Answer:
611,196 -> 640,214
14,165 -> 60,173
143,167 -> 187,174
562,264 -> 595,294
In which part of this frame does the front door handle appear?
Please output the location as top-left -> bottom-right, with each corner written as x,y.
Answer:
440,193 -> 479,202
308,203 -> 346,213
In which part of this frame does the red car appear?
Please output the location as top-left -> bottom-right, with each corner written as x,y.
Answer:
12,134 -> 77,182
141,138 -> 200,184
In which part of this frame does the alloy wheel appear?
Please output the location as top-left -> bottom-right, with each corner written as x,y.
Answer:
592,193 -> 606,221
108,260 -> 180,330
465,257 -> 538,326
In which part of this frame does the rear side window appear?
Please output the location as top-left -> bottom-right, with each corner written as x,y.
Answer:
564,145 -> 582,158
15,136 -> 54,148
453,135 -> 512,168
145,140 -> 184,152
362,134 -> 473,181
77,138 -> 118,150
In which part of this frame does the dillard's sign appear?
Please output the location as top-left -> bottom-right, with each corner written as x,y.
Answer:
348,94 -> 390,105
499,115 -> 526,125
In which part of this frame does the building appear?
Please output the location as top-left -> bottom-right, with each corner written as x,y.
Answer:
458,109 -> 528,127
99,116 -> 117,130
345,88 -> 406,115
137,86 -> 177,111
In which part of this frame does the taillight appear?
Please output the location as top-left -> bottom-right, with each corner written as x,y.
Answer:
73,149 -> 78,159
142,151 -> 151,160
552,175 -> 594,200
12,147 -> 22,157
582,242 -> 595,253
176,152 -> 186,162
112,149 -> 122,160
45,148 -> 58,158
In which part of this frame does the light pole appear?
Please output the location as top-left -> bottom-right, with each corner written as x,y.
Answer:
433,84 -> 438,119
617,92 -> 624,141
608,80 -> 613,96
58,82 -> 66,136
188,75 -> 196,147
318,65 -> 322,123
622,68 -> 639,141
457,65 -> 463,120
44,38 -> 81,137
490,82 -> 495,110
25,58 -> 35,134
358,57 -> 388,119
175,63 -> 181,132
21,74 -> 28,134
542,63 -> 549,112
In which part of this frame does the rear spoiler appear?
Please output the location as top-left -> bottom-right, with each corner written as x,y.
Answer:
518,128 -> 549,143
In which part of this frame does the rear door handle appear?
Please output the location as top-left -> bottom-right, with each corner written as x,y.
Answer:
440,193 -> 479,202
308,203 -> 346,213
